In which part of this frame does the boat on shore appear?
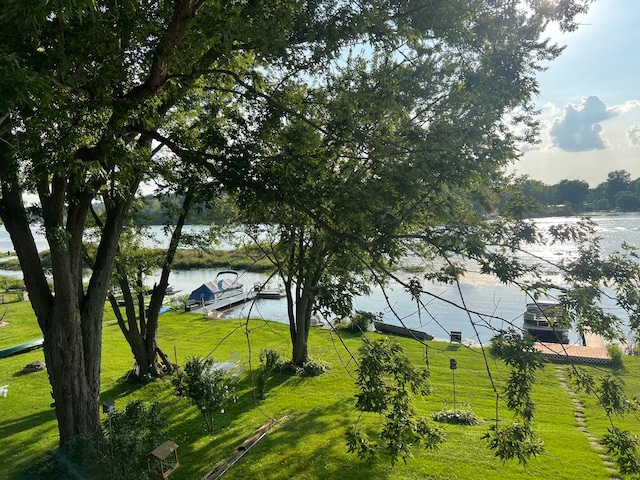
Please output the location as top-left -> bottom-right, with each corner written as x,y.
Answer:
373,321 -> 434,341
523,301 -> 570,344
0,337 -> 44,359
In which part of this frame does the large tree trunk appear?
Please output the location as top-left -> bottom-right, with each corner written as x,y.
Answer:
44,301 -> 101,443
0,147 -> 133,449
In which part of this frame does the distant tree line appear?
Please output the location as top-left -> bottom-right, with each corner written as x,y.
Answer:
511,170 -> 640,215
90,194 -> 233,226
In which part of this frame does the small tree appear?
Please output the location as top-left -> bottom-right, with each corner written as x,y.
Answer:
347,338 -> 443,465
255,349 -> 282,400
62,400 -> 166,480
172,356 -> 234,433
484,330 -> 545,465
104,401 -> 167,480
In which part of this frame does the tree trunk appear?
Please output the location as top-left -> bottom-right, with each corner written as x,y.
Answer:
44,301 -> 101,444
0,154 -> 132,450
291,288 -> 314,366
109,193 -> 192,378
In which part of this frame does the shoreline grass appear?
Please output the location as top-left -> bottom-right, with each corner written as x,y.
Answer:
0,299 -> 636,479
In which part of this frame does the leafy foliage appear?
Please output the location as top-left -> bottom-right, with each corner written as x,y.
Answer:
58,400 -> 167,480
256,348 -> 282,400
483,423 -> 545,466
344,310 -> 381,334
602,427 -> 640,475
486,330 -> 545,463
607,343 -> 625,369
277,357 -> 330,377
347,338 -> 443,465
103,401 -> 167,480
171,356 -> 235,433
567,367 -> 640,474
489,330 -> 544,423
432,408 -> 479,426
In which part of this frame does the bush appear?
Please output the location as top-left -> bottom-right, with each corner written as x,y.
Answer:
50,400 -> 167,480
103,400 -> 167,479
256,349 -> 282,399
277,357 -> 330,377
607,343 -> 624,368
345,310 -> 381,334
432,408 -> 479,425
172,356 -> 235,433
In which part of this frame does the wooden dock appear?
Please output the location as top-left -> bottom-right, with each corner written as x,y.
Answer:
534,340 -> 610,365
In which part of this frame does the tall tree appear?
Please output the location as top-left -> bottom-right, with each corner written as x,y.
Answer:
220,2 -> 594,365
0,0 -> 596,451
0,0 -> 381,447
554,179 -> 590,207
605,170 -> 632,207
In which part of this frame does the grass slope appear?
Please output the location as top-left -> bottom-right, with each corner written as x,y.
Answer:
0,299 -> 634,479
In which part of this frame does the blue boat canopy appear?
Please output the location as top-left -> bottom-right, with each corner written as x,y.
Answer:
187,271 -> 243,303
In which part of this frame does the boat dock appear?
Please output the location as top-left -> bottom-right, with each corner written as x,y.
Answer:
187,290 -> 257,315
534,339 -> 610,365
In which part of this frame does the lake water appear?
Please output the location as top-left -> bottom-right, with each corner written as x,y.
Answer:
2,214 -> 639,344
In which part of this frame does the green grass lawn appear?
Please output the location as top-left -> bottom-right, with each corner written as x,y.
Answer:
0,298 -> 637,479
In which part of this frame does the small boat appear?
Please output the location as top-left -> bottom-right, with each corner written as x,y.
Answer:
145,305 -> 172,316
374,321 -> 434,341
0,338 -> 44,359
164,285 -> 182,296
186,271 -> 251,312
523,302 -> 570,344
252,282 -> 285,299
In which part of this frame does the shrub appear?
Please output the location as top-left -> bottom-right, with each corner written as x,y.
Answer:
277,357 -> 330,377
607,343 -> 624,368
296,358 -> 330,376
346,310 -> 381,334
51,400 -> 167,480
172,356 -> 235,433
102,400 -> 167,479
256,349 -> 282,399
432,408 -> 479,425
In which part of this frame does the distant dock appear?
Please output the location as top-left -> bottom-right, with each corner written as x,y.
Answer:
534,331 -> 610,365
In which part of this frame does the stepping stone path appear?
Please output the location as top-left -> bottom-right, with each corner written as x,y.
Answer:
555,366 -> 621,480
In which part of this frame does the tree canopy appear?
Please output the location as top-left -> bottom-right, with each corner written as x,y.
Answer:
0,0 -> 600,459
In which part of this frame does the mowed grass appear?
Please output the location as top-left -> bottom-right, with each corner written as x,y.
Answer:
0,298 -> 636,479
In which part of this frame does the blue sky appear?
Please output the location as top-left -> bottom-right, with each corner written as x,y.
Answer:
514,0 -> 640,187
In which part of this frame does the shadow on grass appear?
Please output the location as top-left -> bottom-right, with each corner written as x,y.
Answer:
11,367 -> 45,378
99,372 -> 155,400
226,399 -> 397,480
0,409 -> 58,480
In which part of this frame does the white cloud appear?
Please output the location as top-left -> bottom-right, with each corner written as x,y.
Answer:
626,122 -> 640,146
609,100 -> 640,115
549,96 -> 615,152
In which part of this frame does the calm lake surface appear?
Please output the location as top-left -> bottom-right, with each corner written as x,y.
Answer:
2,213 -> 639,344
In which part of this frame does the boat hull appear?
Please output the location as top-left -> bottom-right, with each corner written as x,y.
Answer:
0,338 -> 44,359
523,302 -> 570,344
523,325 -> 570,344
374,321 -> 433,341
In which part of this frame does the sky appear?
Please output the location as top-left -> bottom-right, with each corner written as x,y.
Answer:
513,0 -> 640,187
